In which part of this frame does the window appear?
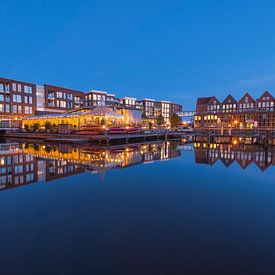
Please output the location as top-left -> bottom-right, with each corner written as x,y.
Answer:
24,106 -> 32,114
13,94 -> 22,103
24,85 -> 32,94
48,100 -> 55,107
0,83 -> 4,92
0,94 -> 4,101
13,105 -> 17,113
48,91 -> 55,99
12,83 -> 17,91
56,92 -> 63,98
60,101 -> 66,108
5,84 -> 10,92
67,94 -> 73,100
18,84 -> 22,92
5,104 -> 10,112
0,104 -> 4,112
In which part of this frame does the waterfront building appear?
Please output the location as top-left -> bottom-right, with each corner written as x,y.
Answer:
0,77 -> 37,126
0,76 -> 182,128
137,99 -> 182,125
120,97 -> 137,108
44,84 -> 84,113
22,106 -> 141,132
84,90 -> 120,108
195,92 -> 275,130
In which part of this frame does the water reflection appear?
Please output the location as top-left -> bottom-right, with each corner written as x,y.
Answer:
0,141 -> 274,191
194,143 -> 275,171
0,141 -> 181,191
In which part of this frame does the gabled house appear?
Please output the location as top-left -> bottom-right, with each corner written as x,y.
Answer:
222,95 -> 238,113
238,93 -> 255,112
256,91 -> 274,112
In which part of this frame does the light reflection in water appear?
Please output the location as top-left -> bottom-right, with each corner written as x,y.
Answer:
0,141 -> 274,191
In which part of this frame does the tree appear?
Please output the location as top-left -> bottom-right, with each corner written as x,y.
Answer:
24,124 -> 29,131
44,121 -> 52,131
33,122 -> 40,132
156,115 -> 165,127
170,113 -> 181,129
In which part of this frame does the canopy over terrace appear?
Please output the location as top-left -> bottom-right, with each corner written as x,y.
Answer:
22,106 -> 125,129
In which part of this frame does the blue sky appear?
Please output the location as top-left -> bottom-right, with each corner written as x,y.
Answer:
1,0 -> 275,109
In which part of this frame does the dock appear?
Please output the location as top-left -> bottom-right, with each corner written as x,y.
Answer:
0,130 -> 193,144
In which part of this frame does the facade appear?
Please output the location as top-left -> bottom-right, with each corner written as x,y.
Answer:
84,90 -> 120,108
22,106 -> 142,131
195,92 -> 275,130
137,99 -> 182,124
0,76 -> 182,127
0,77 -> 36,123
44,84 -> 83,113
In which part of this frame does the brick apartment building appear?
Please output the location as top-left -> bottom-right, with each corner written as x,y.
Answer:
194,92 -> 274,130
0,77 -> 37,121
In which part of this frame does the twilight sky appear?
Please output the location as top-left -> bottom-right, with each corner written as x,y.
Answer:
1,0 -> 275,109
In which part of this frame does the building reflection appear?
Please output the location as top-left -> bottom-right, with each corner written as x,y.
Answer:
0,142 -> 273,191
0,141 -> 181,191
194,143 -> 275,171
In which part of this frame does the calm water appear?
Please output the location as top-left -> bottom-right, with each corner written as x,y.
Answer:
0,141 -> 275,274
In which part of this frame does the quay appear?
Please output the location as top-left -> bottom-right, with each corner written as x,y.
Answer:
1,129 -> 275,145
0,130 -> 193,145
194,129 -> 275,146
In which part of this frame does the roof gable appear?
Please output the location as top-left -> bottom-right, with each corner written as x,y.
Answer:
196,97 -> 212,105
258,91 -> 274,101
239,92 -> 255,103
208,96 -> 220,105
222,95 -> 237,104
